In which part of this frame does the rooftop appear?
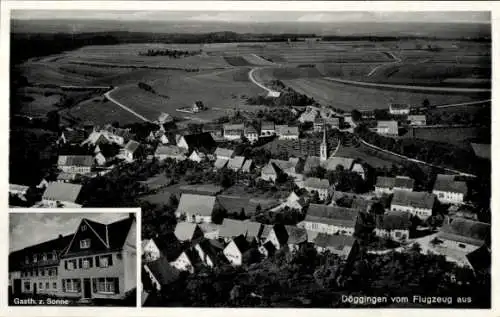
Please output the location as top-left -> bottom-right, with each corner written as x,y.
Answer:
42,182 -> 82,203
176,193 -> 217,216
391,190 -> 435,210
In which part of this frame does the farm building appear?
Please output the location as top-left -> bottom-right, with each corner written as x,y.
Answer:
260,162 -> 282,182
260,121 -> 276,137
214,147 -> 234,161
408,115 -> 427,126
121,140 -> 140,163
57,155 -> 93,175
244,125 -> 259,143
302,177 -> 331,201
313,233 -> 357,258
223,123 -> 244,141
41,182 -> 83,208
436,217 -> 490,254
175,193 -> 217,223
390,190 -> 436,220
276,125 -> 299,140
227,156 -> 246,171
298,204 -> 359,236
432,175 -> 468,204
202,124 -> 224,141
394,176 -> 415,192
389,103 -> 411,115
375,210 -> 414,242
376,120 -> 399,136
154,145 -> 187,161
177,132 -> 215,152
374,176 -> 396,196
270,158 -> 303,179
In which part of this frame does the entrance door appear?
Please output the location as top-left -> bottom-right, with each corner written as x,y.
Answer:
33,282 -> 37,295
13,279 -> 21,294
83,279 -> 91,299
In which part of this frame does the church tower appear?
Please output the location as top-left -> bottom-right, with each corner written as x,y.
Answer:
320,121 -> 328,161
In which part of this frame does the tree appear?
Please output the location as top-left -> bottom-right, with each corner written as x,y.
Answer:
422,98 -> 430,109
351,109 -> 362,122
46,110 -> 60,132
212,206 -> 227,224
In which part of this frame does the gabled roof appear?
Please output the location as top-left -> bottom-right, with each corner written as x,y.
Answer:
218,218 -> 246,239
376,121 -> 398,134
390,103 -> 410,110
180,132 -> 215,150
470,143 -> 491,160
227,156 -> 246,170
145,256 -> 180,286
10,184 -> 29,193
304,156 -> 321,173
229,234 -> 251,253
433,178 -> 468,195
260,224 -> 273,240
466,245 -> 491,272
216,195 -> 250,216
223,123 -> 245,130
351,198 -> 374,212
58,155 -> 94,167
314,233 -> 356,249
304,177 -> 330,190
276,125 -> 299,136
375,176 -> 395,189
154,145 -> 187,156
261,121 -> 275,130
261,162 -> 281,176
176,194 -> 217,216
376,211 -> 413,230
124,140 -> 140,153
42,182 -> 82,203
241,159 -> 254,173
106,216 -> 136,249
271,225 -> 289,245
270,158 -> 299,172
285,225 -> 308,245
323,157 -> 354,171
62,130 -> 87,143
174,222 -> 200,241
244,125 -> 258,134
438,218 -> 490,247
394,176 -> 414,190
214,147 -> 234,158
214,158 -> 229,169
391,190 -> 435,210
305,204 -> 359,227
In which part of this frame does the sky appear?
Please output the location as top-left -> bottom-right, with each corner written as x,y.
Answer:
11,11 -> 491,24
9,212 -> 133,252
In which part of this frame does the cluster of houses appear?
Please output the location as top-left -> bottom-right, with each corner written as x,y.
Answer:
375,103 -> 427,137
8,214 -> 137,301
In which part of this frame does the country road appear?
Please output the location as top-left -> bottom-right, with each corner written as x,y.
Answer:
104,88 -> 152,123
248,67 -> 281,97
367,51 -> 402,77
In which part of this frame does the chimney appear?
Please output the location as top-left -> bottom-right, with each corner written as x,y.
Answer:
58,234 -> 63,239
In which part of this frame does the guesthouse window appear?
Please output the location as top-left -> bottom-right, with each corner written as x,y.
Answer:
33,255 -> 37,263
458,243 -> 466,249
80,239 -> 91,249
94,277 -> 119,294
81,225 -> 87,232
42,254 -> 47,261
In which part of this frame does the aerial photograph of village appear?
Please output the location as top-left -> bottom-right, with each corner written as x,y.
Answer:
9,9 -> 491,308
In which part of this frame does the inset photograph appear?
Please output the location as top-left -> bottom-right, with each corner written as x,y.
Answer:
8,211 -> 137,307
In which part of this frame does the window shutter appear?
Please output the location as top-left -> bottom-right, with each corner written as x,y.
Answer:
108,255 -> 113,266
114,279 -> 119,294
79,258 -> 83,269
89,257 -> 93,268
62,280 -> 66,292
64,260 -> 67,270
95,256 -> 100,268
92,278 -> 97,294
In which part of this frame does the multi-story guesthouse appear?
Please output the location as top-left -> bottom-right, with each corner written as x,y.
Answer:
9,215 -> 136,301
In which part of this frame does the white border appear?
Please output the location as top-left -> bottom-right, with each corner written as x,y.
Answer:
0,1 -> 496,317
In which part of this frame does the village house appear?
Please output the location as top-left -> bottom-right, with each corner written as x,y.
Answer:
177,132 -> 215,152
302,177 -> 331,200
173,222 -> 204,242
241,159 -> 254,173
375,211 -> 414,242
58,129 -> 87,146
194,239 -> 226,268
276,125 -> 300,140
264,225 -> 288,251
432,174 -> 468,204
260,162 -> 282,182
376,120 -> 399,136
313,233 -> 357,258
97,125 -> 134,146
227,156 -> 246,172
351,163 -> 366,180
218,218 -> 263,243
9,234 -> 73,297
214,147 -> 234,161
244,125 -> 259,143
223,235 -> 251,266
142,257 -> 179,292
390,190 -> 436,220
94,152 -> 107,167
260,121 -> 276,137
198,223 -> 220,240
394,176 -> 415,192
213,157 -> 229,170
202,124 -> 224,141
141,239 -> 161,263
223,123 -> 244,141
121,140 -> 140,163
436,217 -> 490,253
270,191 -> 308,213
270,158 -> 303,179
170,249 -> 200,273
374,176 -> 396,196
55,215 -> 136,300
154,145 -> 187,161
42,182 -> 83,208
298,204 -> 359,236
188,150 -> 206,163
389,103 -> 411,115
175,194 -> 217,223
284,225 -> 308,251
408,115 -> 427,126
57,155 -> 93,175
298,107 -> 319,123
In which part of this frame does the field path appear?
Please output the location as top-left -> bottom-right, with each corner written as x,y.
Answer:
105,88 -> 152,122
367,51 -> 402,77
323,76 -> 491,93
248,67 -> 281,97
